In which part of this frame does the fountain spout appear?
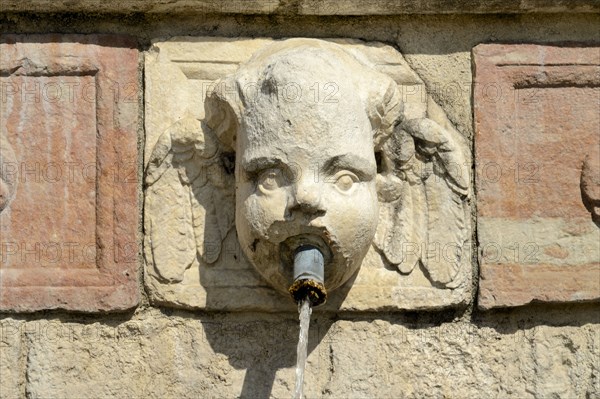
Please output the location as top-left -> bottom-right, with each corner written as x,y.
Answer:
288,245 -> 327,307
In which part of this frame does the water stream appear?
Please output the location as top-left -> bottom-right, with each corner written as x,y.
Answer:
293,298 -> 312,399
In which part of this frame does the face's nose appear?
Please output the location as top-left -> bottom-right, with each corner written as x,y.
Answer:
287,176 -> 325,217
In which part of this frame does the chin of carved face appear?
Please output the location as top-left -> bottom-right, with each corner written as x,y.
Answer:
235,165 -> 379,294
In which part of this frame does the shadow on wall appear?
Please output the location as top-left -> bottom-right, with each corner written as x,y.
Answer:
195,311 -> 337,398
197,301 -> 597,398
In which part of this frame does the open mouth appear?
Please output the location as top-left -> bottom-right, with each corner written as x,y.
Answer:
250,221 -> 352,292
279,231 -> 334,269
265,220 -> 337,265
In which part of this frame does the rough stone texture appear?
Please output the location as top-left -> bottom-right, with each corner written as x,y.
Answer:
0,319 -> 25,398
0,11 -> 598,399
2,0 -> 598,14
144,37 -> 472,312
0,307 -> 594,398
474,44 -> 600,310
0,35 -> 140,312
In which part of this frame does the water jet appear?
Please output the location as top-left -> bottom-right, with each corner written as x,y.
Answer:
287,245 -> 327,399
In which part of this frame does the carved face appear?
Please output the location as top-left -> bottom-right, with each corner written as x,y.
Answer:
233,53 -> 380,293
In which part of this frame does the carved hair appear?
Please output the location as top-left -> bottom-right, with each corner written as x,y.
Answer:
204,39 -> 404,154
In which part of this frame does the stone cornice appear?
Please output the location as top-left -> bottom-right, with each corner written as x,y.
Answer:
1,0 -> 598,15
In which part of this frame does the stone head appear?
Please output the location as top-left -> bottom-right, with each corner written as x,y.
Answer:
205,39 -> 403,294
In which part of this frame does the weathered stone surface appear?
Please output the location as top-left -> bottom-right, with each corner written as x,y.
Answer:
324,318 -> 599,398
0,35 -> 140,312
474,44 -> 600,309
2,0 -> 598,14
0,10 -> 598,399
480,264 -> 600,308
0,319 -> 25,399
19,309 -> 600,398
144,37 -> 472,312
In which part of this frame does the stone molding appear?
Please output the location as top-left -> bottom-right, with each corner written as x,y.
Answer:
1,0 -> 598,15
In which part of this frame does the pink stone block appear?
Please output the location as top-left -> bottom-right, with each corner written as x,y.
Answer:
0,35 -> 140,312
474,44 -> 600,309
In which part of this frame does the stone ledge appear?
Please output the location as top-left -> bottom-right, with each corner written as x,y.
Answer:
1,0 -> 598,15
478,264 -> 600,310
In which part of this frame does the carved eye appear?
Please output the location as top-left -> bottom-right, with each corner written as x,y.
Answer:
258,168 -> 285,192
333,171 -> 358,193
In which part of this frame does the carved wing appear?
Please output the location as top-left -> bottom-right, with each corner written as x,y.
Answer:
144,116 -> 235,283
374,117 -> 470,287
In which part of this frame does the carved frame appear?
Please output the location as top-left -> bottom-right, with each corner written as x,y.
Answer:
474,44 -> 600,309
0,35 -> 139,312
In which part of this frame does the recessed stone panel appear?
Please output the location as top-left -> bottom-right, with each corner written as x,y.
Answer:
0,35 -> 140,312
474,44 -> 600,309
144,37 -> 473,312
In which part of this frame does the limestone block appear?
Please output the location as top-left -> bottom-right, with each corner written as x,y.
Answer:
144,37 -> 472,312
321,319 -> 599,398
474,44 -> 600,309
23,313 -> 325,399
0,35 -> 140,312
19,311 -> 600,398
0,319 -> 25,399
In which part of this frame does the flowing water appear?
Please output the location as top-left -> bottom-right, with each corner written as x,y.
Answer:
293,298 -> 312,399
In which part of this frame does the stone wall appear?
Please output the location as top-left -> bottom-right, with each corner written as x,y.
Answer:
1,3 -> 599,398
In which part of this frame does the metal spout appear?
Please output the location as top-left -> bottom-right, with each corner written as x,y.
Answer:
288,245 -> 327,307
